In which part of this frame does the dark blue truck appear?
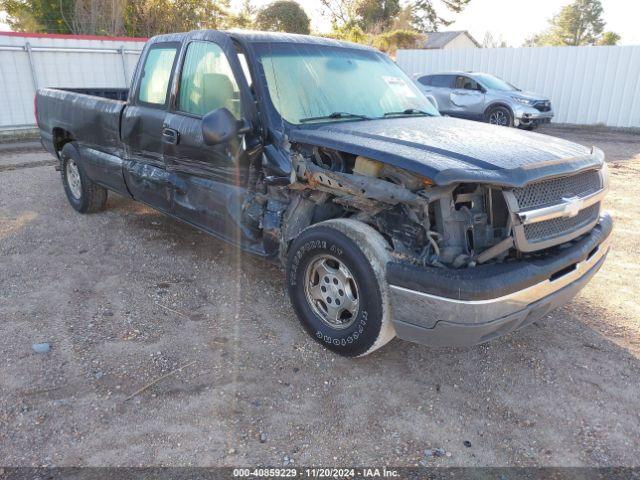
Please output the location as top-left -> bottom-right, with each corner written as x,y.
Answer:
36,30 -> 612,357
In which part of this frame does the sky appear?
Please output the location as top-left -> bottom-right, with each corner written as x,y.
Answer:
1,0 -> 639,46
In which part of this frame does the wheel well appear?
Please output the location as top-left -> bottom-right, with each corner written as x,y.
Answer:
52,128 -> 75,155
484,103 -> 513,118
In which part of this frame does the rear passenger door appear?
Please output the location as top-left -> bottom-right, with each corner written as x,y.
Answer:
450,75 -> 486,118
428,75 -> 455,114
121,42 -> 179,213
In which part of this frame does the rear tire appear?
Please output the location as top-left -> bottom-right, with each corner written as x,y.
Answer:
60,143 -> 107,214
286,219 -> 395,357
486,106 -> 514,127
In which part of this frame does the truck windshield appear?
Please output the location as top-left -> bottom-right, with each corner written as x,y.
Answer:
255,43 -> 439,125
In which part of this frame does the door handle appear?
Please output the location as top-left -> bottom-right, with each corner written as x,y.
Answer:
162,128 -> 179,145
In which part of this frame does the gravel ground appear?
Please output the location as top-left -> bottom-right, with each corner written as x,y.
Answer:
0,126 -> 639,467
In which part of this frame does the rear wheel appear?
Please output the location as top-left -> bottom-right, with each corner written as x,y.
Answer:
486,106 -> 514,127
286,219 -> 395,357
60,142 -> 107,213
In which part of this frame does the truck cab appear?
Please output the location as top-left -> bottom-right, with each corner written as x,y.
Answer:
36,30 -> 611,357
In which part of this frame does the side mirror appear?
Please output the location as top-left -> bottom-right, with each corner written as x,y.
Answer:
202,108 -> 239,146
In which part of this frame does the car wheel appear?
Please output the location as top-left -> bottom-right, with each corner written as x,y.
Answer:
286,219 -> 395,357
486,106 -> 514,127
60,142 -> 108,213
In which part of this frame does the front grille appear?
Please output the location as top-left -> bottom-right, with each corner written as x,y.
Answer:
523,203 -> 600,244
533,101 -> 551,112
507,169 -> 605,252
513,170 -> 602,210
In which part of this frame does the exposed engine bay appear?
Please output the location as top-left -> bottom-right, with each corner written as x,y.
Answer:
244,144 -> 519,269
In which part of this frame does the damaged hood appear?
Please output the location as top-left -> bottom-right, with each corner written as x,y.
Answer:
288,116 -> 603,187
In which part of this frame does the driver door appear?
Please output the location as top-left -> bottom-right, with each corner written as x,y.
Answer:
162,33 -> 260,241
450,75 -> 485,119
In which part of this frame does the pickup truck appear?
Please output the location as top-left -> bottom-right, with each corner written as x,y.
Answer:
36,30 -> 612,357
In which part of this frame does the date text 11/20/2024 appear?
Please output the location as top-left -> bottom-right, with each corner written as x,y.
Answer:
232,467 -> 400,477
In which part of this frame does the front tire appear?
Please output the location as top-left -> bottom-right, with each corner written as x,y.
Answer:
486,106 -> 514,127
286,219 -> 395,357
60,143 -> 107,213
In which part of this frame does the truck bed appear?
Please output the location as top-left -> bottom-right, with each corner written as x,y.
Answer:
36,87 -> 128,159
36,87 -> 131,196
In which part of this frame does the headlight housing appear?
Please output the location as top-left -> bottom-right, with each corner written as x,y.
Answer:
512,96 -> 535,106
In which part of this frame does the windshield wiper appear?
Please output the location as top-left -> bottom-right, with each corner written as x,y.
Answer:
299,112 -> 372,123
383,108 -> 434,117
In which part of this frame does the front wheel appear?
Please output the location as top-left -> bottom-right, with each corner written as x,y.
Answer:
286,219 -> 395,357
486,106 -> 514,127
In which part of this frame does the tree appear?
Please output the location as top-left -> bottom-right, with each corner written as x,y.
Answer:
230,0 -> 256,29
72,0 -> 126,36
597,31 -> 621,45
526,0 -> 619,46
411,0 -> 471,33
482,31 -> 508,48
124,0 -> 231,37
390,5 -> 413,30
0,0 -> 74,33
373,29 -> 423,56
318,0 -> 358,27
1,0 -> 237,36
323,23 -> 368,43
354,0 -> 400,33
255,1 -> 310,34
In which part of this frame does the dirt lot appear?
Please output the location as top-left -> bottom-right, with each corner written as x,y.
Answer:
1,126 -> 639,467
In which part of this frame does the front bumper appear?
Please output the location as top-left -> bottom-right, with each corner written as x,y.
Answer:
387,214 -> 612,347
513,104 -> 554,126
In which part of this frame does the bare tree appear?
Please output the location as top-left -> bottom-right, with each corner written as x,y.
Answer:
318,0 -> 358,26
482,31 -> 508,48
72,0 -> 126,35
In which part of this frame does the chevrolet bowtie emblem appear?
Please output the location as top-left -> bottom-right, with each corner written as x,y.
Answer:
562,196 -> 584,217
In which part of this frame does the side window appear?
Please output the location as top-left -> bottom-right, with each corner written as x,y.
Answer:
138,46 -> 178,106
455,76 -> 481,91
431,75 -> 453,88
418,75 -> 431,86
178,41 -> 241,118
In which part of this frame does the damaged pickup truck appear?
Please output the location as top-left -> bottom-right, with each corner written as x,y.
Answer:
36,30 -> 612,357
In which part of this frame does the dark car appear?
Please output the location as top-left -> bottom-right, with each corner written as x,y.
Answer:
36,30 -> 611,357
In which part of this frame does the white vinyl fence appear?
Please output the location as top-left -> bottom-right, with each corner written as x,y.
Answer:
0,32 -> 145,131
397,45 -> 640,128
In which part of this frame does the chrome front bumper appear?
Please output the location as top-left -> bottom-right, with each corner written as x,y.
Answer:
388,216 -> 612,347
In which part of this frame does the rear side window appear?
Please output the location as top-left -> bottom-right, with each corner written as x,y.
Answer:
430,75 -> 454,88
138,46 -> 178,105
418,75 -> 432,86
178,41 -> 241,118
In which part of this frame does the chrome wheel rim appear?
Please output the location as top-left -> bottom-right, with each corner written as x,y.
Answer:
66,159 -> 82,199
489,110 -> 509,126
304,254 -> 360,330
